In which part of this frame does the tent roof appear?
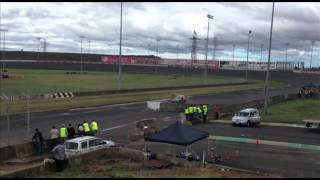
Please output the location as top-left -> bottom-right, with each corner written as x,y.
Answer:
145,121 -> 209,146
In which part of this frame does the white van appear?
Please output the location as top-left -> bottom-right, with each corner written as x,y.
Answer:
64,136 -> 115,157
231,108 -> 261,127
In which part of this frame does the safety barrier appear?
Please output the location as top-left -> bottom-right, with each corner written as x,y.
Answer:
0,92 -> 74,101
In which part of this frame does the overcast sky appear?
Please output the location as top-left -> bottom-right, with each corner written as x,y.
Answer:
1,2 -> 320,67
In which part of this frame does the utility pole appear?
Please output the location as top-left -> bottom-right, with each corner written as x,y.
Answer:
0,29 -> 7,72
245,30 -> 252,82
310,40 -> 314,70
79,35 -> 85,74
88,40 -> 91,62
260,43 -> 264,63
118,2 -> 123,90
264,2 -> 275,113
36,37 -> 42,60
176,44 -> 179,59
205,14 -> 213,84
43,38 -> 47,52
232,44 -> 235,67
155,38 -> 160,74
285,43 -> 289,71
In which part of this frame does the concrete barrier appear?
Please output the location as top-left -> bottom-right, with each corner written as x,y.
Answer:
147,101 -> 162,111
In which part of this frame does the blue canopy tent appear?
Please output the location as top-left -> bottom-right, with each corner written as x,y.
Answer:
144,121 -> 209,160
145,121 -> 209,145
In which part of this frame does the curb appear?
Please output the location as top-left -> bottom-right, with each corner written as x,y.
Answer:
209,120 -> 305,128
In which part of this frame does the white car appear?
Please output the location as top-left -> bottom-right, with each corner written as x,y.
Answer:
232,108 -> 261,127
64,136 -> 115,157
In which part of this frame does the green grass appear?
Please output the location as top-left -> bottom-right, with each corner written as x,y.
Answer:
1,68 -> 246,96
262,99 -> 320,124
1,80 -> 285,116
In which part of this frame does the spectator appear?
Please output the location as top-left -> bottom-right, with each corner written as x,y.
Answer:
32,128 -> 45,156
67,124 -> 75,139
77,123 -> 84,137
52,140 -> 67,172
49,125 -> 59,149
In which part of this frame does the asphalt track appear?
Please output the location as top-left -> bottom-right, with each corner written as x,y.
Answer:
1,61 -> 320,177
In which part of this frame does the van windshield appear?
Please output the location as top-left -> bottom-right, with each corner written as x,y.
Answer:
65,142 -> 78,150
237,112 -> 249,117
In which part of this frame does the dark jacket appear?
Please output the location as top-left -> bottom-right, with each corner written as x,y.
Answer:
67,127 -> 76,139
32,131 -> 45,143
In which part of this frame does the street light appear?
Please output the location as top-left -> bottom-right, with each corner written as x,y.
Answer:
310,40 -> 314,70
232,44 -> 235,68
88,40 -> 91,62
79,35 -> 85,74
263,2 -> 275,113
260,43 -> 264,63
245,30 -> 252,82
176,44 -> 179,59
155,38 -> 160,74
285,43 -> 289,71
36,37 -> 42,60
205,14 -> 213,84
0,29 -> 8,72
118,2 -> 123,90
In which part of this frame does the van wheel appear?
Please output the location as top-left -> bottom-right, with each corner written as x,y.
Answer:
232,123 -> 237,127
246,121 -> 251,127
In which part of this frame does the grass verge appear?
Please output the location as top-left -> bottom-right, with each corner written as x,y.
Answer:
261,99 -> 320,124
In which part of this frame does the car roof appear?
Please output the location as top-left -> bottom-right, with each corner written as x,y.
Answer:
239,108 -> 258,112
65,136 -> 101,143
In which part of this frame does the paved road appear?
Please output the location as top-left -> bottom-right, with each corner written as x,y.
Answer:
0,87 -> 299,147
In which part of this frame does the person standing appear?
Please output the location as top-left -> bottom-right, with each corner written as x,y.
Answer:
82,121 -> 91,136
202,104 -> 208,124
32,128 -> 45,156
77,123 -> 84,137
67,124 -> 75,139
59,124 -> 68,142
51,140 -> 67,172
49,126 -> 59,149
90,120 -> 99,136
184,106 -> 189,121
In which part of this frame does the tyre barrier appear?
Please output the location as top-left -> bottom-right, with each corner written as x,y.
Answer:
1,92 -> 74,101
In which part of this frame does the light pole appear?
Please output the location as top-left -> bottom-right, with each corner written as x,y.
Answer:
155,38 -> 160,74
260,43 -> 264,63
36,37 -> 42,60
79,35 -> 85,74
118,2 -> 123,90
245,30 -> 252,82
232,44 -> 235,68
310,40 -> 314,70
205,14 -> 213,84
285,43 -> 289,71
0,29 -> 7,72
88,40 -> 91,62
264,2 -> 275,113
176,44 -> 179,59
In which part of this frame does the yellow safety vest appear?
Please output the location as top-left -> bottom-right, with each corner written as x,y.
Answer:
197,107 -> 202,113
83,123 -> 90,132
193,106 -> 197,112
59,127 -> 67,138
203,105 -> 208,115
184,108 -> 189,114
188,106 -> 194,113
91,121 -> 98,131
